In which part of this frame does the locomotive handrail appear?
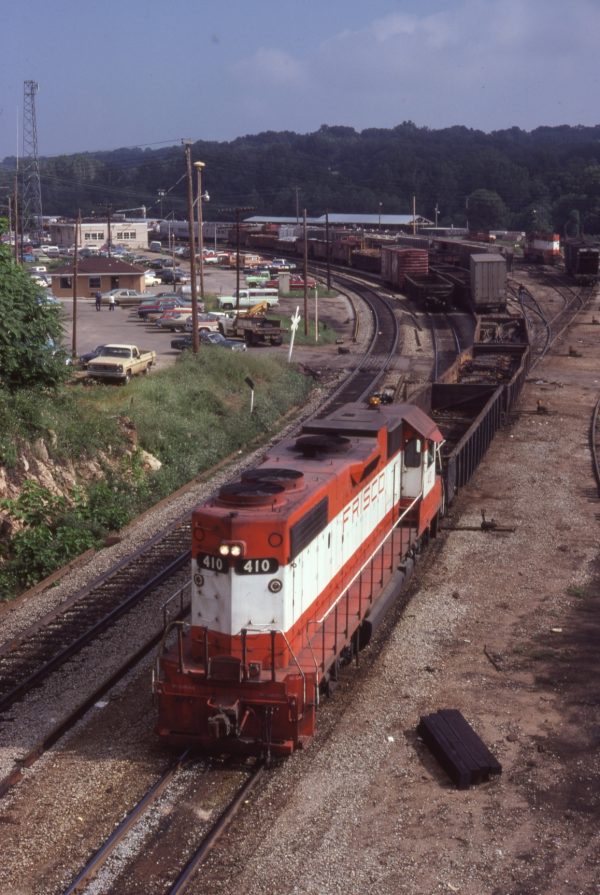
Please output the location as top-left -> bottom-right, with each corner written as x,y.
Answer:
239,624 -> 307,711
314,492 -> 422,626
153,619 -> 190,688
160,581 -> 192,630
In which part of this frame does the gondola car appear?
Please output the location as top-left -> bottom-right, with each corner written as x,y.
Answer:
154,401 -> 444,758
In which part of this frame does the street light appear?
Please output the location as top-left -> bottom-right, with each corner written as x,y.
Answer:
378,202 -> 382,230
158,189 -> 165,220
194,161 -> 206,301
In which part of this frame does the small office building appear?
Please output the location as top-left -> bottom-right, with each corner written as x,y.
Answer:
49,257 -> 146,298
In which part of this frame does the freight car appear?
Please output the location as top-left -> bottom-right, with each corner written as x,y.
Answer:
404,271 -> 455,311
563,239 -> 600,284
154,401 -> 444,758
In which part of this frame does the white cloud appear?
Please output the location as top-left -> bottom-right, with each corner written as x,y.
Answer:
234,47 -> 306,87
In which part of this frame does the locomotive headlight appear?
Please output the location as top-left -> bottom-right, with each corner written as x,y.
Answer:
218,540 -> 245,557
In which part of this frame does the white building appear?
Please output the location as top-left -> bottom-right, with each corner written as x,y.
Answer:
48,218 -> 151,252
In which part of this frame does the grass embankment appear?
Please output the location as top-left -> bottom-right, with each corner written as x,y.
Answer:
0,351 -> 313,599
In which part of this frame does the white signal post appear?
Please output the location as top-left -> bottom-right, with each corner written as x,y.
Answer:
314,285 -> 319,342
288,306 -> 301,363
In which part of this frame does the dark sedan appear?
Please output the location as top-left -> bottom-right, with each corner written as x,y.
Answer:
78,344 -> 106,367
171,331 -> 246,352
160,268 -> 190,285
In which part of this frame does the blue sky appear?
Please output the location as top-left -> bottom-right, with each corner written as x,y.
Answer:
1,0 -> 599,160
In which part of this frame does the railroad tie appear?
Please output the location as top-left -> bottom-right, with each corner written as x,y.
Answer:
417,709 -> 502,789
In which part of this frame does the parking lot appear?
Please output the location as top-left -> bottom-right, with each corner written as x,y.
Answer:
58,259 -> 356,371
60,264 -> 251,370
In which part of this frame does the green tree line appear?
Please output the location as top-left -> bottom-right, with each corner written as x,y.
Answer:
3,122 -> 600,233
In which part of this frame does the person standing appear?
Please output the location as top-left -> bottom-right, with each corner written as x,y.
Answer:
95,291 -> 102,311
108,294 -> 116,311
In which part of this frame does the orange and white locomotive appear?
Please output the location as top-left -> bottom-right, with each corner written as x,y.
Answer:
154,401 -> 444,757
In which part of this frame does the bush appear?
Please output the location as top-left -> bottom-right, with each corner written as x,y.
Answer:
0,349 -> 313,599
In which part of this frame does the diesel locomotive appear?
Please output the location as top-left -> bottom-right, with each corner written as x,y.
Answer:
154,401 -> 444,758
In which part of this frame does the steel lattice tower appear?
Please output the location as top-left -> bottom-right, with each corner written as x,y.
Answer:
22,80 -> 43,236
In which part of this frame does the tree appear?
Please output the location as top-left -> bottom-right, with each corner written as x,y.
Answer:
0,221 -> 69,390
466,189 -> 508,230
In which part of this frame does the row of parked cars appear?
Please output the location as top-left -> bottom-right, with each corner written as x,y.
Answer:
135,294 -> 246,351
79,291 -> 247,366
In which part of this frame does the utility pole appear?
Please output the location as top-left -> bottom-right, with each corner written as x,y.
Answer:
412,195 -> 416,235
218,206 -> 253,315
104,204 -> 113,257
303,209 -> 308,336
325,210 -> 331,291
434,203 -> 440,228
183,141 -> 199,353
194,161 -> 206,302
235,207 -> 242,314
72,212 -> 80,359
13,171 -> 19,262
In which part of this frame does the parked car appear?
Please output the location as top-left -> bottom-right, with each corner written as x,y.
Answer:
184,313 -> 222,334
101,288 -> 147,307
79,344 -> 107,367
138,298 -> 191,319
171,331 -> 246,352
288,275 -> 317,289
161,268 -> 190,285
154,312 -> 192,331
269,257 -> 296,271
36,292 -> 62,307
144,270 -> 162,286
200,331 -> 247,351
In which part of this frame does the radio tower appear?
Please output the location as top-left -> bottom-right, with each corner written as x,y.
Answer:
22,80 -> 43,237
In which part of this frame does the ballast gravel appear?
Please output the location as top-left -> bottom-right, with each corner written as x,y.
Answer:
0,273 -> 598,894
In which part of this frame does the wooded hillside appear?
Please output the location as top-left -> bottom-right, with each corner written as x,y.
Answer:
3,122 -> 600,234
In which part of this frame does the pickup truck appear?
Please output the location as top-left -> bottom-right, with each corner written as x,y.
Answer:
219,313 -> 283,346
86,344 -> 156,383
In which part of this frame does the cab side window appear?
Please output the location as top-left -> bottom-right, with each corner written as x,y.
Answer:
404,438 -> 422,468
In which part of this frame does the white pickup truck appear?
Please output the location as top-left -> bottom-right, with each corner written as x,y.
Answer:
86,344 -> 156,383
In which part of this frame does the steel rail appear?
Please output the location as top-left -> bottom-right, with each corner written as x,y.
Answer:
167,763 -> 265,894
0,585 -> 191,800
590,396 -> 600,498
0,542 -> 191,714
62,751 -> 192,895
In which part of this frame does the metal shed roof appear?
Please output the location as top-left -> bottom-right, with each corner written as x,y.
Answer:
244,214 -> 432,226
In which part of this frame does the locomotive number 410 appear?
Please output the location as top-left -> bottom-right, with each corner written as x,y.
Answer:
196,552 -> 279,575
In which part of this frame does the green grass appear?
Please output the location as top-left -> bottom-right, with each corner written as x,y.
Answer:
0,352 -> 313,598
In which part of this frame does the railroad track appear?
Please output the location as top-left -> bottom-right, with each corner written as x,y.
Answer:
0,274 -> 401,775
509,273 -> 594,368
0,515 -> 192,716
317,273 -> 400,413
62,758 -> 264,895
